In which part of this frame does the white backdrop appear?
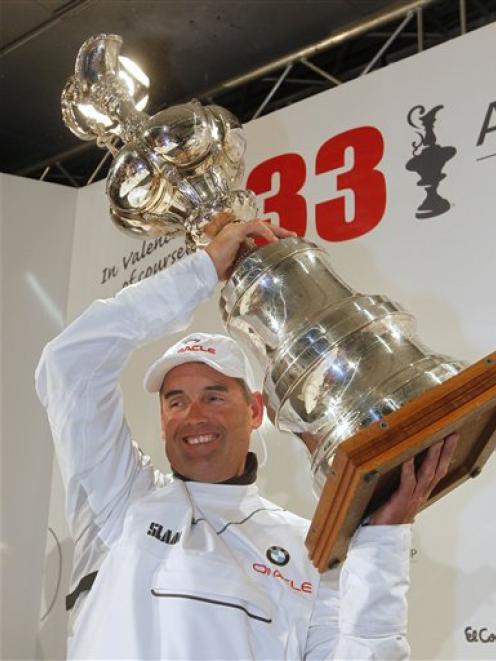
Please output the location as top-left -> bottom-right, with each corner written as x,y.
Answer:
0,174 -> 76,660
36,23 -> 496,660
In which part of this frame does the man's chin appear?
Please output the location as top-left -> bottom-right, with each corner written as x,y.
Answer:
171,452 -> 226,483
172,457 -> 239,484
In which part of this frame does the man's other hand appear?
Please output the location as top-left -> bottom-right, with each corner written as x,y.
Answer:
369,432 -> 459,525
204,213 -> 296,280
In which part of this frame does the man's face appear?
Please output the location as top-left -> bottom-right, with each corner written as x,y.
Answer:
159,362 -> 263,482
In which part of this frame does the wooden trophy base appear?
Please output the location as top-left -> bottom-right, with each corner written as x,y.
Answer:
306,352 -> 496,572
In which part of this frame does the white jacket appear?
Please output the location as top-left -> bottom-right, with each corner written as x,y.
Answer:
35,250 -> 412,660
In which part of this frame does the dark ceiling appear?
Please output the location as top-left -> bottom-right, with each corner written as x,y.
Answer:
1,0 -> 495,186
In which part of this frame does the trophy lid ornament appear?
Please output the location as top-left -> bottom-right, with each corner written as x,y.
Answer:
61,33 -> 257,245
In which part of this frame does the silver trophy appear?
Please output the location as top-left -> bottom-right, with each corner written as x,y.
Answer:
62,35 -> 496,564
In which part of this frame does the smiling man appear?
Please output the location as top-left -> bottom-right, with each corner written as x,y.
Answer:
36,217 -> 456,660
145,333 -> 264,484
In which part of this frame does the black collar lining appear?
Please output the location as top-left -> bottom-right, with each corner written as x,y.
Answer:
172,451 -> 258,485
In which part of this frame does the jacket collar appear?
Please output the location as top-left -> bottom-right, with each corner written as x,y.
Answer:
172,451 -> 258,486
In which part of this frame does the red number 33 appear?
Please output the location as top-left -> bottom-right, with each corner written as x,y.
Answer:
246,126 -> 386,242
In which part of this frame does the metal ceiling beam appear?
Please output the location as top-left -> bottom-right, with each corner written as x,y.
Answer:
417,8 -> 424,51
263,76 -> 328,87
252,9 -> 421,125
197,0 -> 438,98
460,0 -> 468,34
252,63 -> 293,119
19,142 -> 96,176
86,140 -> 116,185
300,58 -> 342,86
40,166 -> 51,181
361,10 -> 414,75
55,161 -> 80,187
0,0 -> 94,59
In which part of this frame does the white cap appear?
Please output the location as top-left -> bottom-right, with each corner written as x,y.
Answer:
143,332 -> 256,393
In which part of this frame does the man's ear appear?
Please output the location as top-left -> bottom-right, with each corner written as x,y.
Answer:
250,391 -> 264,430
159,395 -> 166,440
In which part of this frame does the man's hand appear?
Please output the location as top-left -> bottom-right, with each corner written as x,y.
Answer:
368,432 -> 459,525
204,213 -> 296,280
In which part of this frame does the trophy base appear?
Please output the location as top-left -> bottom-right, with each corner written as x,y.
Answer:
306,352 -> 496,572
416,191 -> 451,219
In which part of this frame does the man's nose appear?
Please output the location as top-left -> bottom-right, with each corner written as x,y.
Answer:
186,400 -> 208,421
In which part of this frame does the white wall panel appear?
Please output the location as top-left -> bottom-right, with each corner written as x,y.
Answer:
0,174 -> 76,660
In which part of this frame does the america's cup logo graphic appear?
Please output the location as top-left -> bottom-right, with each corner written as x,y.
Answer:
406,104 -> 457,219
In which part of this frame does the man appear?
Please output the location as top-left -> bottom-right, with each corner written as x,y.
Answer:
36,217 -> 457,659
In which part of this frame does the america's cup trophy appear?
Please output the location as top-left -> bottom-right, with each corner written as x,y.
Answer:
62,34 -> 496,569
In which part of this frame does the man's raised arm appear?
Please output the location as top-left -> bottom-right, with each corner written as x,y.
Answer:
35,250 -> 219,541
35,218 -> 294,542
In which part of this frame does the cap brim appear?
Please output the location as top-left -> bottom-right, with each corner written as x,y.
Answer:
143,353 -> 246,393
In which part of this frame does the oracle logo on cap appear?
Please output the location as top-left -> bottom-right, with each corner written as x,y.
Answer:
177,345 -> 216,354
